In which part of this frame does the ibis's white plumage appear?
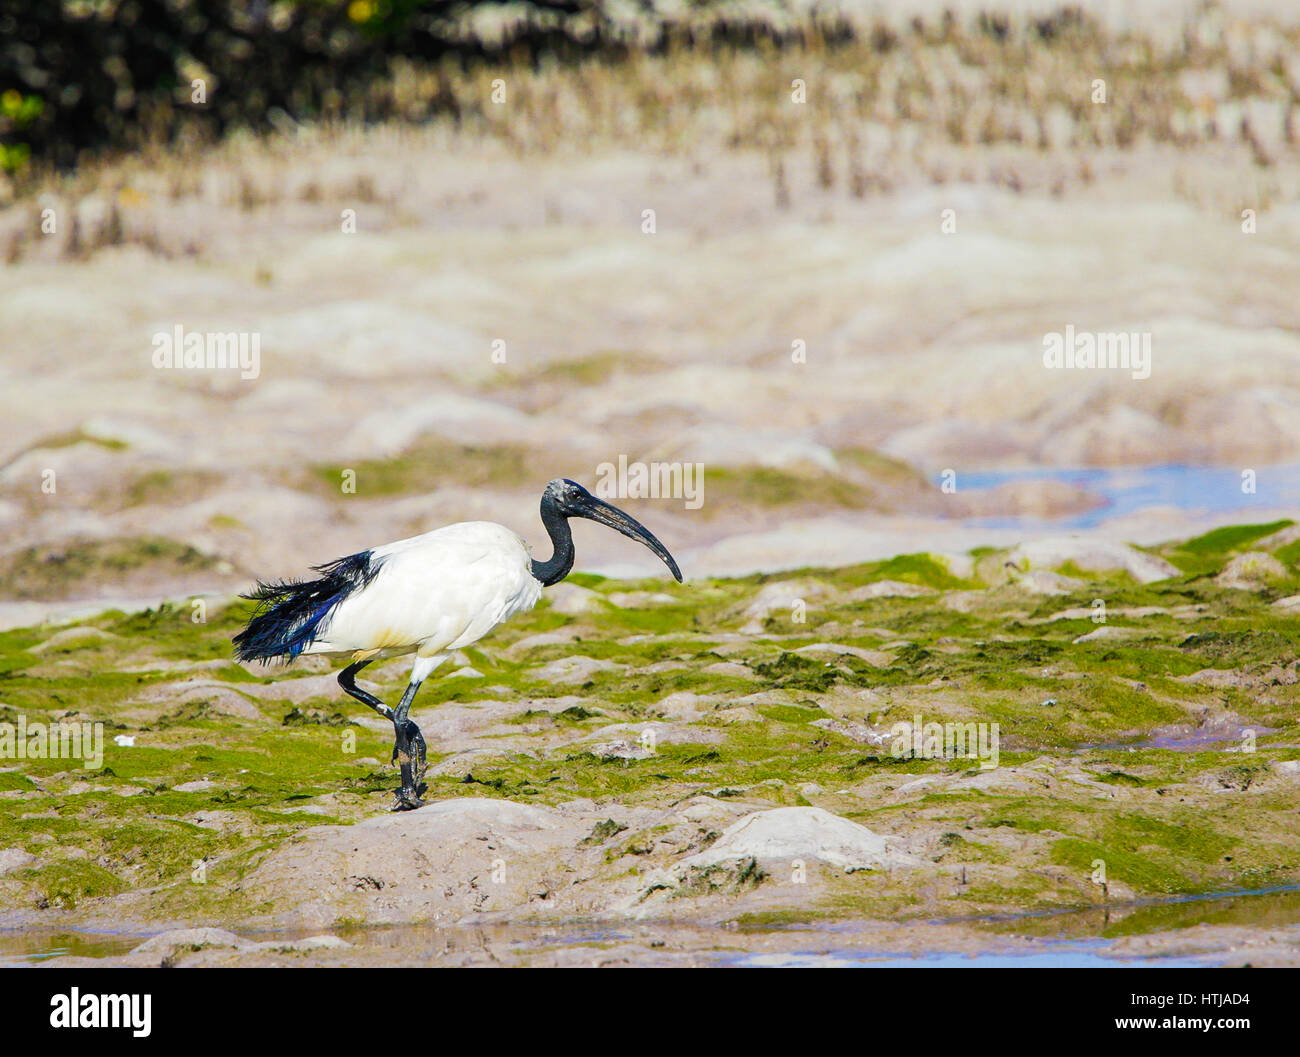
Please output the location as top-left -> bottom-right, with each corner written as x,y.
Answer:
233,478 -> 683,809
304,522 -> 542,670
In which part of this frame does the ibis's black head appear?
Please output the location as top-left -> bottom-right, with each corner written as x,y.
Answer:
532,478 -> 683,587
541,477 -> 592,515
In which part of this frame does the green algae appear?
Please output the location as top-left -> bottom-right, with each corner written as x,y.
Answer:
118,469 -> 224,510
18,861 -> 129,910
0,539 -> 219,602
1,522 -> 1298,927
307,438 -> 530,497
580,818 -> 628,846
702,466 -> 873,513
676,858 -> 768,898
1160,520 -> 1295,575
18,430 -> 128,455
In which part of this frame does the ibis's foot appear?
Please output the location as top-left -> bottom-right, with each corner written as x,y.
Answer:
390,719 -> 428,811
392,785 -> 425,811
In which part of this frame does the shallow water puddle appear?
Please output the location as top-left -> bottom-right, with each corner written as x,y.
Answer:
725,884 -> 1300,968
951,462 -> 1300,530
0,928 -> 142,965
728,945 -> 1209,967
5,885 -> 1298,965
1080,723 -> 1276,752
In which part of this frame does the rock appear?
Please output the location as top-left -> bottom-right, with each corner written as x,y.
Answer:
503,629 -> 586,657
1073,625 -> 1143,644
1263,662 -> 1299,686
699,661 -> 753,678
534,656 -> 625,684
28,627 -> 119,653
1011,570 -> 1087,595
675,807 -> 921,873
638,660 -> 687,674
243,798 -> 583,926
949,767 -> 1043,793
739,579 -> 838,633
588,739 -> 655,761
133,928 -> 249,958
127,927 -> 353,964
0,847 -> 35,876
810,717 -> 891,745
890,776 -> 940,796
1271,594 -> 1300,612
847,580 -> 936,600
941,591 -> 988,612
1045,605 -> 1164,622
341,396 -> 531,458
173,780 -> 217,793
146,673 -> 351,710
133,680 -> 264,720
793,642 -> 893,665
546,583 -> 604,615
1216,552 -> 1289,590
1007,537 -> 1179,584
1180,668 -> 1249,689
607,591 -> 676,607
654,691 -> 716,718
676,796 -> 739,825
584,721 -> 723,748
1061,771 -> 1125,796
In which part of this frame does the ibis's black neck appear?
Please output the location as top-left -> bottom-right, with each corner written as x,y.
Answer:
530,498 -> 574,587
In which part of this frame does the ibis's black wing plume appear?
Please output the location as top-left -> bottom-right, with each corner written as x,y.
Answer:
232,551 -> 383,663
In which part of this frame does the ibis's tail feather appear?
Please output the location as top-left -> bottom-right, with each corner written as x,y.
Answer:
232,551 -> 383,663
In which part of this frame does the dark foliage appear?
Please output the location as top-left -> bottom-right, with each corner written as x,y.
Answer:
0,0 -> 623,168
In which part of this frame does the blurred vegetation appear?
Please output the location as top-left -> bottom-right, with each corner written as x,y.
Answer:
2,0 -> 1298,208
0,0 -> 847,171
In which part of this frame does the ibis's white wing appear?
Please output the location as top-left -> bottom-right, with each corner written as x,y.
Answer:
307,522 -> 541,656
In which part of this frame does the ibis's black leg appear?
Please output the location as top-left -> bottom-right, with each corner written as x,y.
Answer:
338,660 -> 393,721
390,678 -> 427,811
339,661 -> 427,810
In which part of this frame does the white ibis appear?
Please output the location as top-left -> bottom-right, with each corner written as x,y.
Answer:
233,478 -> 683,809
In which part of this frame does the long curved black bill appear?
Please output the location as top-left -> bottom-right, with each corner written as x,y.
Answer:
574,495 -> 683,582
